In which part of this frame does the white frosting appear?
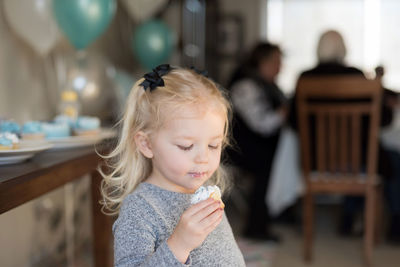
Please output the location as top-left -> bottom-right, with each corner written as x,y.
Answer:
191,185 -> 221,204
0,132 -> 19,144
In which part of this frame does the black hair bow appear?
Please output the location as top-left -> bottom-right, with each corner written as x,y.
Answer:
140,64 -> 172,92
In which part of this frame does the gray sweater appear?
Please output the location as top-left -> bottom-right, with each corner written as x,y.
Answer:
113,183 -> 245,266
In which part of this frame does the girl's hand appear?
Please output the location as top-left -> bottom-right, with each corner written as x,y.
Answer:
167,198 -> 224,263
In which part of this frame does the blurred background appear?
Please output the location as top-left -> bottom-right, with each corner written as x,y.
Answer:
0,0 -> 400,266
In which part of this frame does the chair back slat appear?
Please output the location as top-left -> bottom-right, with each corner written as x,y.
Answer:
296,76 -> 382,183
339,113 -> 348,172
316,112 -> 326,172
328,111 -> 337,172
351,113 -> 361,174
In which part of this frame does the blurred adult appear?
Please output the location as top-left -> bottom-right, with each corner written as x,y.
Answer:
227,42 -> 287,241
291,30 -> 398,241
301,30 -> 363,77
288,30 -> 365,130
291,30 -> 366,237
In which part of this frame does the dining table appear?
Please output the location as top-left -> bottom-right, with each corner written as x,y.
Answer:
0,144 -> 114,267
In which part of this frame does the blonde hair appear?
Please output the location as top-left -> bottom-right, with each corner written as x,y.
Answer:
317,30 -> 347,63
99,67 -> 232,215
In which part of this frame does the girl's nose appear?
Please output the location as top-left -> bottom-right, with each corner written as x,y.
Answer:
195,147 -> 209,163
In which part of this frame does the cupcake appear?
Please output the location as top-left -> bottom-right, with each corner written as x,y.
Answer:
54,115 -> 76,128
0,120 -> 20,134
42,122 -> 71,139
191,185 -> 225,208
21,121 -> 45,140
0,132 -> 19,150
73,116 -> 100,136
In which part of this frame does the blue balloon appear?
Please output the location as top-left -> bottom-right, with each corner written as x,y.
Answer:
132,20 -> 175,70
53,0 -> 116,50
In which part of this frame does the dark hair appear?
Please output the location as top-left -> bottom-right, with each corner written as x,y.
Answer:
227,42 -> 281,88
247,42 -> 281,69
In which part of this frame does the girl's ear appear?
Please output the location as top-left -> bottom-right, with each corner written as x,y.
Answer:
134,131 -> 153,158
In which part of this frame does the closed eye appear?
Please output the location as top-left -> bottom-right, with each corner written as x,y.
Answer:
177,144 -> 193,151
208,144 -> 220,150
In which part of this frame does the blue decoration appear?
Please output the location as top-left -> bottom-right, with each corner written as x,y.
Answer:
132,20 -> 175,70
53,0 -> 116,50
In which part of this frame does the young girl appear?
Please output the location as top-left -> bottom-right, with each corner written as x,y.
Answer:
100,64 -> 245,266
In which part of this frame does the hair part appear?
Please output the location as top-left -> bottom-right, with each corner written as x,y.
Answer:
99,67 -> 232,215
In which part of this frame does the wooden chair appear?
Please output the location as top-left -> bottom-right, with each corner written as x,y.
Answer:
296,76 -> 382,266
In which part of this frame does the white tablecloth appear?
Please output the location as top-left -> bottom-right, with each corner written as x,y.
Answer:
266,127 -> 304,216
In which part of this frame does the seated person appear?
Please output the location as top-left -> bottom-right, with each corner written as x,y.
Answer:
290,30 -> 398,241
227,42 -> 287,241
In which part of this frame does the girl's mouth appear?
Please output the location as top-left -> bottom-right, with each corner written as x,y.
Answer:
189,172 -> 207,178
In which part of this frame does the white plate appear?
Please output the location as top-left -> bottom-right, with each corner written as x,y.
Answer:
0,141 -> 53,165
48,128 -> 116,150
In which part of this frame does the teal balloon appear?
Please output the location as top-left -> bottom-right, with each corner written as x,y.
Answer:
132,20 -> 174,70
53,0 -> 116,50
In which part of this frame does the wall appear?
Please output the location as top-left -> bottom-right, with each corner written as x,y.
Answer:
220,0 -> 261,51
218,0 -> 262,85
0,2 -> 57,122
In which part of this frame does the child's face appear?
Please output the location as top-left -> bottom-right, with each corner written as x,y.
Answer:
145,107 -> 225,193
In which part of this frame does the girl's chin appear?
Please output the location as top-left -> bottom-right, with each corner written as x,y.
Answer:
184,182 -> 205,193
